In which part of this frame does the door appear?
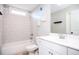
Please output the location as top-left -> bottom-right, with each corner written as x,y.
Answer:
70,10 -> 79,35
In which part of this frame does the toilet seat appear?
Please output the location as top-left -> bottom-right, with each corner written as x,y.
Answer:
25,44 -> 38,52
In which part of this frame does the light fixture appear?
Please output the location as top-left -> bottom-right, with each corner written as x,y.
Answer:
11,10 -> 26,16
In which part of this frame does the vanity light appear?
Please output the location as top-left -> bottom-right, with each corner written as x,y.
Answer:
11,10 -> 26,16
54,21 -> 62,24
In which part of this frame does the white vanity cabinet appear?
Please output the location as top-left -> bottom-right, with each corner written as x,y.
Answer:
36,34 -> 79,55
37,38 -> 67,55
39,45 -> 54,55
68,48 -> 79,55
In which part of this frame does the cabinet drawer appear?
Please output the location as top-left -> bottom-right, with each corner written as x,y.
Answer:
38,39 -> 67,55
68,48 -> 79,55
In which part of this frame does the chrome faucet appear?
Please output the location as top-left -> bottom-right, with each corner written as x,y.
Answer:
59,34 -> 65,39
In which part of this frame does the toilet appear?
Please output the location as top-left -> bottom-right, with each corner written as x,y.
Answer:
15,44 -> 38,55
25,44 -> 38,55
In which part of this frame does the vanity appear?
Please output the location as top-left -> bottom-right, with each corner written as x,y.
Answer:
36,33 -> 79,55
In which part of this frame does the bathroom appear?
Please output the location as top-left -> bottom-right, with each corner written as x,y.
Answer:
0,4 -> 79,55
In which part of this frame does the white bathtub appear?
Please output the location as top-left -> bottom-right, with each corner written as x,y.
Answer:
1,40 -> 35,55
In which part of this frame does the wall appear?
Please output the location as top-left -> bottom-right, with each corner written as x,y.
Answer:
0,5 -> 3,46
51,11 -> 66,34
0,5 -> 35,54
31,4 -> 51,37
51,5 -> 79,34
3,7 -> 31,44
0,5 -> 4,54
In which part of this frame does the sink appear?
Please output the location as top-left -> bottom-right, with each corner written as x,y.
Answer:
59,34 -> 66,39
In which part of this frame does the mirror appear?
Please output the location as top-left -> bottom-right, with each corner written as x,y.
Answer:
51,4 -> 79,35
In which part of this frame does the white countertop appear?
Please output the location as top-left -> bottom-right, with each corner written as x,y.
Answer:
37,33 -> 79,50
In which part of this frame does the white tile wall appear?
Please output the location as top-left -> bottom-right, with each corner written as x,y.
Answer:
3,7 -> 31,43
32,5 -> 51,36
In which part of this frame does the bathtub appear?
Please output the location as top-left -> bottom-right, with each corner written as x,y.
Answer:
1,40 -> 35,55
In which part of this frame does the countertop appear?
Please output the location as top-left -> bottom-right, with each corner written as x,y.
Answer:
36,33 -> 79,50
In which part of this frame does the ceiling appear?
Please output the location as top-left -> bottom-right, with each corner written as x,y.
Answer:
8,4 -> 70,13
51,4 -> 70,13
9,4 -> 39,12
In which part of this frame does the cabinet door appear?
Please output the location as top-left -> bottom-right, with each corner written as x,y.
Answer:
53,51 -> 63,55
37,38 -> 67,55
39,45 -> 54,55
68,48 -> 79,55
38,39 -> 67,55
39,45 -> 49,55
39,44 -> 65,55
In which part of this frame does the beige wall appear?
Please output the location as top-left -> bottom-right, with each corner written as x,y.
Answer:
0,15 -> 2,47
0,5 -> 4,54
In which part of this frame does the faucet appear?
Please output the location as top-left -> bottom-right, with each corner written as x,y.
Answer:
59,34 -> 65,39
